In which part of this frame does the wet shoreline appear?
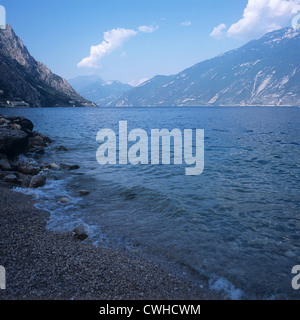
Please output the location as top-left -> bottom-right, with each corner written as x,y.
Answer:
0,180 -> 220,300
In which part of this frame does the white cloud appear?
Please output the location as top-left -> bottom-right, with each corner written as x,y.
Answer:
211,0 -> 300,39
181,21 -> 192,27
77,28 -> 137,68
210,23 -> 227,39
138,25 -> 159,33
78,25 -> 158,68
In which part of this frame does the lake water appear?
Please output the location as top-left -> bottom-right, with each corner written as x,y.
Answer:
1,106 -> 299,299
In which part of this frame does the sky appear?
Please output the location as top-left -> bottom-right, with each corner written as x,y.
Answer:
1,0 -> 299,85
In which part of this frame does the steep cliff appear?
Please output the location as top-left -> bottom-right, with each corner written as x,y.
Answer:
0,25 -> 94,107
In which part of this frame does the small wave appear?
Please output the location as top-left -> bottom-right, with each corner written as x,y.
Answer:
13,179 -> 107,245
209,277 -> 244,300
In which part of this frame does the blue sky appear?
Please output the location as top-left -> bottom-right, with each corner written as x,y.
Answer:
1,0 -> 299,85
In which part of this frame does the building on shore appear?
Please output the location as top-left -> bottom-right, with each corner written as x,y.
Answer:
6,100 -> 30,107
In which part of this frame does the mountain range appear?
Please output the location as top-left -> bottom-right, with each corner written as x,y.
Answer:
0,25 -> 94,107
68,75 -> 132,107
109,27 -> 300,107
0,25 -> 299,108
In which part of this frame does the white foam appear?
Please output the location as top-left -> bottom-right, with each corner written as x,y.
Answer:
15,154 -> 39,166
209,277 -> 244,300
13,179 -> 107,245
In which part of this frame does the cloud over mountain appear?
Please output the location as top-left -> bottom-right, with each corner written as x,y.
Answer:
211,0 -> 300,39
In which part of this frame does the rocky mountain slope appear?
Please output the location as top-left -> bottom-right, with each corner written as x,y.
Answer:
0,25 -> 94,107
69,75 -> 132,107
110,28 -> 300,107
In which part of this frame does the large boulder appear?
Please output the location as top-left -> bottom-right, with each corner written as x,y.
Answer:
0,128 -> 29,157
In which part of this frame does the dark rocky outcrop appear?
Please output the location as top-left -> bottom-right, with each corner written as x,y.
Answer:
0,114 -> 51,187
0,114 -> 81,191
0,114 -> 49,158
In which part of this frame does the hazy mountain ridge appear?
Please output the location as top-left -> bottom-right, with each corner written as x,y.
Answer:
0,25 -> 94,107
109,28 -> 300,107
69,75 -> 132,107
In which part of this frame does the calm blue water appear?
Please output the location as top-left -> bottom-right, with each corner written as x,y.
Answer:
1,106 -> 300,299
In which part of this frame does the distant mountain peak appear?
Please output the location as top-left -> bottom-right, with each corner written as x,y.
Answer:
69,76 -> 132,107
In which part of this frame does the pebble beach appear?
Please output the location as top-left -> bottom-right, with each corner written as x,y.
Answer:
0,181 -> 220,300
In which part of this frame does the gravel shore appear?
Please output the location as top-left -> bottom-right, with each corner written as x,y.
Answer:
0,181 -> 221,300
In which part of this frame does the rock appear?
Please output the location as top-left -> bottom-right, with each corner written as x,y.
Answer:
26,132 -> 52,150
29,175 -> 46,188
50,163 -> 60,169
30,132 -> 52,143
17,165 -> 41,176
6,116 -> 34,132
55,145 -> 68,151
0,128 -> 29,157
16,173 -> 30,187
0,154 -> 12,170
12,123 -> 22,130
0,122 -> 8,128
41,163 -> 52,170
60,163 -> 80,170
79,190 -> 90,196
73,225 -> 89,241
0,159 -> 11,171
26,146 -> 45,155
21,177 -> 31,188
0,170 -> 19,178
27,136 -> 47,148
59,197 -> 71,204
4,174 -> 18,184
